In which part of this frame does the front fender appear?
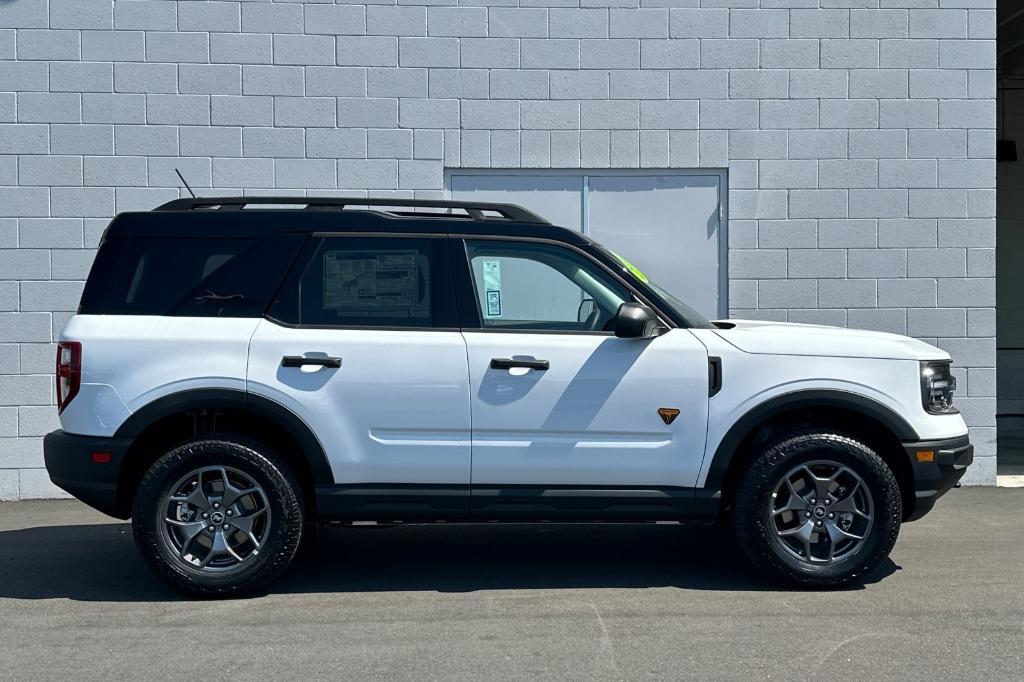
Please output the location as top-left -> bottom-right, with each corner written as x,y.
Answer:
698,383 -> 920,491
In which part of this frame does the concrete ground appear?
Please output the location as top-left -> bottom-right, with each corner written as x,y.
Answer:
0,490 -> 1021,680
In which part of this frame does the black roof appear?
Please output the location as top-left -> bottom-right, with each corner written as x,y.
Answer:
104,196 -> 590,245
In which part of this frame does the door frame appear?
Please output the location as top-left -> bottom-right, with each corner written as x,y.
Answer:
445,168 -> 730,319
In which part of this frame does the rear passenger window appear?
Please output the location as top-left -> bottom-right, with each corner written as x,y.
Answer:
101,234 -> 305,317
268,236 -> 441,328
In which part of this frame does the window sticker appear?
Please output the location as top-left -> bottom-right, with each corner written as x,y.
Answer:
323,250 -> 419,310
482,259 -> 502,318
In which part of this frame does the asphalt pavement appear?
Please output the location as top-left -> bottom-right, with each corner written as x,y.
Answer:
0,489 -> 1022,680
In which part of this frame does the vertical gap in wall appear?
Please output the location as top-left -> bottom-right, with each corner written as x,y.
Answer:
580,175 -> 590,236
718,169 -> 729,320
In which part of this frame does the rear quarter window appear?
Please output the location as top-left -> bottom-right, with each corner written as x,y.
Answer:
88,234 -> 305,317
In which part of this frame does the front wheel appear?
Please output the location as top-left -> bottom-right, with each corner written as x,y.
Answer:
132,437 -> 304,597
731,431 -> 902,588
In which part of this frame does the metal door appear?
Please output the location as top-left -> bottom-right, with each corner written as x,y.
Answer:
449,170 -> 726,319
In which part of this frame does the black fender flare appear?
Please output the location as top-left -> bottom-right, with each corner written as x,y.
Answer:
114,388 -> 334,485
702,389 -> 919,491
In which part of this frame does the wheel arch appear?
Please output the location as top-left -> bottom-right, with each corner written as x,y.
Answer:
705,390 -> 918,521
113,389 -> 333,518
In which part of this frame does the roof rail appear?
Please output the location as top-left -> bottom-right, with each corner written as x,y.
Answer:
154,196 -> 550,224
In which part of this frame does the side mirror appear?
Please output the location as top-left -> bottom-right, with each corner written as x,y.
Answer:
613,302 -> 665,339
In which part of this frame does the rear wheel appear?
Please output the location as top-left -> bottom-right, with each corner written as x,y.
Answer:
132,437 -> 304,597
731,430 -> 902,588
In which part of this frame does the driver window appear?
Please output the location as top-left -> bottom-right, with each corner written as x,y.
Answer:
465,240 -> 632,332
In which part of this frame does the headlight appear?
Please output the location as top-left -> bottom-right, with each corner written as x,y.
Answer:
920,361 -> 958,414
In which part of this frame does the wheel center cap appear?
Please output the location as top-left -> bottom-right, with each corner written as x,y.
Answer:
813,506 -> 827,519
210,511 -> 225,524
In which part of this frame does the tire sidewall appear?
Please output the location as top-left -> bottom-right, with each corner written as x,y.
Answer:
133,438 -> 304,596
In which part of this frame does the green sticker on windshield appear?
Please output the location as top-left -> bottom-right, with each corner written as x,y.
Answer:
611,251 -> 649,283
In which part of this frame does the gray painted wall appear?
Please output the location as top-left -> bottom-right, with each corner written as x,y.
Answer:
0,0 -> 997,499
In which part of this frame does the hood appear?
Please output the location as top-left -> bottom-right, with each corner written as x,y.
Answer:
711,319 -> 949,361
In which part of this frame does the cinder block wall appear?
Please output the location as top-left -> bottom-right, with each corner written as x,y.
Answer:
0,0 -> 997,499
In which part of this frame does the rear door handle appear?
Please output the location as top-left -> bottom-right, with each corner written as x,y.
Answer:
282,355 -> 342,368
490,358 -> 549,371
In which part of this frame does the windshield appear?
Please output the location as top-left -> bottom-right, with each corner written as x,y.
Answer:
601,247 -> 715,329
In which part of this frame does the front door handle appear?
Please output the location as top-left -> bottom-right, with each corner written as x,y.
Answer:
490,358 -> 549,371
282,355 -> 342,368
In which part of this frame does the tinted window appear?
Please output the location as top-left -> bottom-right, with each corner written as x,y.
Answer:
101,234 -> 304,317
464,240 -> 632,332
77,237 -> 122,314
269,237 -> 438,328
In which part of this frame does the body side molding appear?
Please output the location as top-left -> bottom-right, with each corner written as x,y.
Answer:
315,484 -> 697,522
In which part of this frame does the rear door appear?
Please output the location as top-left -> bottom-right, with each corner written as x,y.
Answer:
453,237 -> 711,520
246,234 -> 472,520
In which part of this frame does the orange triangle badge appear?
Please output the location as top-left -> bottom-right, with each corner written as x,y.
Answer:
658,408 -> 680,425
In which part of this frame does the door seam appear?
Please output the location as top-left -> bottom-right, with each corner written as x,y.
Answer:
461,329 -> 474,518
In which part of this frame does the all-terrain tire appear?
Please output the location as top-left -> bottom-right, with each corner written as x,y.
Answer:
132,436 -> 304,598
731,430 -> 902,588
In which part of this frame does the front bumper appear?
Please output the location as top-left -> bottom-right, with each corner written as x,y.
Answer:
903,434 -> 973,522
44,430 -> 134,519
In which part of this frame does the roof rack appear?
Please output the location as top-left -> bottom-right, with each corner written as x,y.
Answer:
154,196 -> 550,224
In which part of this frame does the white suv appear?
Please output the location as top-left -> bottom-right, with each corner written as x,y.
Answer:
45,196 -> 972,596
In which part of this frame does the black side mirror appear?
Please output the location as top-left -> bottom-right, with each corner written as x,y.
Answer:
613,302 -> 664,339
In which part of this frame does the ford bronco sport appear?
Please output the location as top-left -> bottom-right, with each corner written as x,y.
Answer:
44,196 -> 972,596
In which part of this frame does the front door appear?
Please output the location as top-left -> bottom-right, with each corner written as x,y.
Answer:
246,234 -> 471,520
454,238 -> 711,520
